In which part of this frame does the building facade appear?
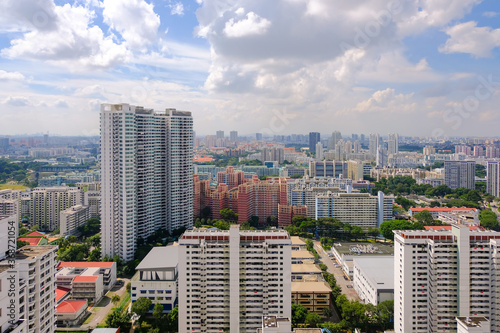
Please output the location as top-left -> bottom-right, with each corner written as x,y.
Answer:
100,103 -> 193,261
394,225 -> 500,333
178,226 -> 292,333
487,161 -> 500,197
60,205 -> 90,236
444,160 -> 476,190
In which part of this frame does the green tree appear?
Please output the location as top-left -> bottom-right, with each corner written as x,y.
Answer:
220,208 -> 238,222
105,308 -> 131,329
305,312 -> 321,327
292,304 -> 308,327
153,303 -> 164,327
413,210 -> 435,225
479,210 -> 499,230
429,201 -> 441,208
126,282 -> 131,293
166,306 -> 178,332
111,294 -> 120,307
17,240 -> 30,248
131,297 -> 152,323
379,220 -> 424,240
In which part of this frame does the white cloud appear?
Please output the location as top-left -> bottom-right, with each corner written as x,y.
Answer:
0,70 -> 26,81
223,12 -> 271,38
54,99 -> 68,108
483,11 -> 499,18
351,88 -> 416,113
439,21 -> 500,57
102,0 -> 160,49
1,3 -> 128,69
170,2 -> 184,16
3,96 -> 32,107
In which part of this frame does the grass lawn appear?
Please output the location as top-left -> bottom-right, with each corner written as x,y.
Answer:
0,184 -> 28,190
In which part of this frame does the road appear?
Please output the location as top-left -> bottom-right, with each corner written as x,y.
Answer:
314,242 -> 360,302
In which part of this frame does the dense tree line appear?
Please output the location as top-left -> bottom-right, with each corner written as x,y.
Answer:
0,158 -> 42,185
285,216 -> 377,241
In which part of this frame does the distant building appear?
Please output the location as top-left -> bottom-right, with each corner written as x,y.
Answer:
56,262 -> 117,294
216,130 -> 224,140
84,190 -> 100,219
277,204 -> 307,228
60,205 -> 90,236
369,133 -> 380,156
131,246 -> 178,313
315,192 -> 394,229
309,132 -> 320,153
444,160 -> 476,190
487,161 -> 500,197
229,131 -> 238,142
387,133 -> 399,154
291,281 -> 331,314
309,161 -> 347,178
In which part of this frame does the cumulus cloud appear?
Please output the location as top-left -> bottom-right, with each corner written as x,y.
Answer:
0,0 -> 58,32
1,2 -> 128,69
223,12 -> 271,38
352,88 -> 416,113
54,99 -> 68,108
102,0 -> 160,49
3,96 -> 32,107
0,70 -> 26,81
439,21 -> 500,57
170,2 -> 184,16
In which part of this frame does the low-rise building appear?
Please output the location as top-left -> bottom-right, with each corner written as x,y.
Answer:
353,256 -> 394,305
131,246 -> 178,313
456,317 -> 491,333
291,264 -> 322,282
291,282 -> 331,314
290,236 -> 307,251
56,262 -> 116,291
291,250 -> 315,264
56,300 -> 88,327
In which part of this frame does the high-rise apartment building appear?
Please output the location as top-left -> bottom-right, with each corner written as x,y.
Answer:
230,131 -> 238,142
394,225 -> 500,333
100,103 -> 193,261
327,131 -> 342,151
444,160 -> 476,190
216,130 -> 224,140
487,162 -> 500,197
309,132 -> 320,153
256,133 -> 263,141
369,133 -> 380,156
315,192 -> 393,228
387,133 -> 399,154
30,187 -> 83,231
315,142 -> 323,161
178,226 -> 292,333
309,161 -> 347,178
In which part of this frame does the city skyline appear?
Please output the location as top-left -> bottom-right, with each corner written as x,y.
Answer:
0,1 -> 500,137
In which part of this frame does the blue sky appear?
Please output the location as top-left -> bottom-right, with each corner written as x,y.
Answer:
0,0 -> 499,137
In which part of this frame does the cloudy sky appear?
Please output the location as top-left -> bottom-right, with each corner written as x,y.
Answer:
0,0 -> 499,137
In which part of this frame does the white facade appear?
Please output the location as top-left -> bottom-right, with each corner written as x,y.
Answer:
84,190 -> 101,219
178,226 -> 292,333
60,205 -> 90,236
30,187 -> 83,232
394,225 -> 500,333
487,161 -> 500,197
387,133 -> 399,155
100,104 -> 193,261
131,246 -> 178,313
315,192 -> 394,229
353,256 -> 394,305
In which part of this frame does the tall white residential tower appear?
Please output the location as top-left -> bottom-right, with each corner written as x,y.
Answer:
100,104 -> 193,261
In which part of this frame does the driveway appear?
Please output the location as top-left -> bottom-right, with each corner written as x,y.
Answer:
314,242 -> 360,302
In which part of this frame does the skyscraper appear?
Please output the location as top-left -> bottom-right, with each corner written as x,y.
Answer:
327,131 -> 342,150
309,132 -> 320,153
178,226 -> 292,333
230,130 -> 238,142
100,104 -> 193,261
256,133 -> 263,141
487,162 -> 500,197
394,224 -> 500,333
387,133 -> 399,154
369,133 -> 380,156
444,160 -> 476,190
216,130 -> 224,139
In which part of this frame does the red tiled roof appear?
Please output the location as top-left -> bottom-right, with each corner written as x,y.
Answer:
55,287 -> 71,302
56,300 -> 87,313
25,231 -> 46,237
57,262 -> 114,269
424,226 -> 484,231
18,237 -> 42,246
410,207 -> 477,212
73,276 -> 98,282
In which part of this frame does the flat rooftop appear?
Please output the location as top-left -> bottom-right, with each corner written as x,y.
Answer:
136,246 -> 178,270
291,264 -> 321,274
292,250 -> 315,258
291,236 -> 306,246
331,242 -> 394,256
15,245 -> 57,260
353,256 -> 394,290
292,281 -> 331,293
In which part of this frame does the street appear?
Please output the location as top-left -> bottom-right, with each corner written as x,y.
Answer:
314,242 -> 360,302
